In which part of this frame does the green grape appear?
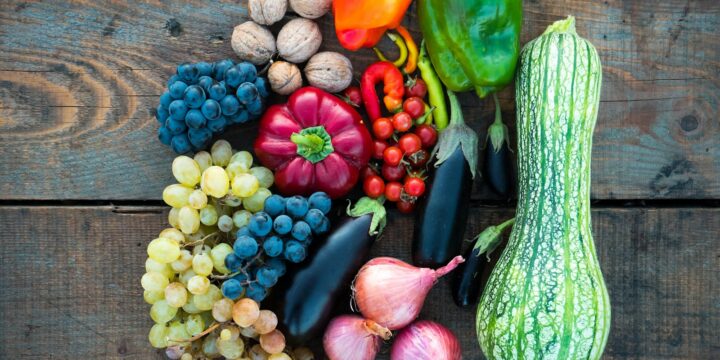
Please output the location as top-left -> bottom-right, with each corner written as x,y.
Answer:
216,337 -> 245,359
212,298 -> 234,322
172,155 -> 202,187
217,215 -> 234,232
243,187 -> 272,213
231,173 -> 259,198
141,271 -> 169,291
144,289 -> 165,304
187,275 -> 210,295
167,320 -> 191,347
192,253 -> 214,276
249,344 -> 270,360
260,330 -> 286,354
232,210 -> 252,229
188,189 -> 208,210
223,195 -> 242,207
163,184 -> 194,208
146,257 -> 174,279
253,310 -> 278,335
211,140 -> 233,167
292,347 -> 315,360
240,325 -> 258,339
220,329 -> 232,341
171,249 -> 193,272
192,244 -> 212,256
201,166 -> 230,198
165,282 -> 188,308
269,353 -> 292,360
200,206 -> 218,226
200,310 -> 215,329
148,237 -> 181,264
232,298 -> 260,327
182,296 -> 203,314
159,228 -> 186,244
210,243 -> 233,274
250,166 -> 274,189
168,207 -> 180,229
179,269 -> 196,287
180,353 -> 192,360
225,162 -> 248,180
148,323 -> 169,348
150,300 -> 178,324
193,284 -> 222,311
185,313 -> 205,336
178,206 -> 200,234
221,324 -> 240,341
230,150 -> 253,170
202,332 -> 220,357
194,151 -> 213,172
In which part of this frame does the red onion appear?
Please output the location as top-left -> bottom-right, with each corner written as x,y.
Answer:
323,314 -> 391,360
391,320 -> 462,360
353,255 -> 464,330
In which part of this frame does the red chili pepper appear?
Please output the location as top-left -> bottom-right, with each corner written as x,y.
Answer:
254,87 -> 373,199
361,61 -> 405,121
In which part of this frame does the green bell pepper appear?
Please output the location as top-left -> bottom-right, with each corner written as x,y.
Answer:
418,0 -> 522,98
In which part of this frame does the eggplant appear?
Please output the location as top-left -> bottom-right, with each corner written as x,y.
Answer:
484,141 -> 512,196
271,197 -> 386,345
452,245 -> 486,307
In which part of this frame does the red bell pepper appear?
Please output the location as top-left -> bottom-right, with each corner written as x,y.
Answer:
361,61 -> 405,121
254,87 -> 373,199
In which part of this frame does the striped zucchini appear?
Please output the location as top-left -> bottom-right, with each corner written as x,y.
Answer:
476,17 -> 610,359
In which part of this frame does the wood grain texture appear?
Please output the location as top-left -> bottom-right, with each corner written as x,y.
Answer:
0,206 -> 717,359
0,0 -> 717,200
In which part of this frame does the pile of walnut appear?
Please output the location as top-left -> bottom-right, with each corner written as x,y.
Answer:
232,0 -> 353,95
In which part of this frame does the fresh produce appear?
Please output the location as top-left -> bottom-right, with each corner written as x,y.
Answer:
249,0 -> 287,25
452,218 -> 514,307
390,320 -> 461,360
268,61 -> 303,95
231,21 -> 276,65
413,90 -> 477,267
352,255 -> 464,330
477,16 -> 610,359
290,0 -> 332,19
276,18 -> 323,63
304,52 -> 354,93
271,197 -> 385,343
484,94 -> 513,196
332,0 -> 414,51
341,86 -> 362,107
360,61 -> 405,121
156,61 -> 269,153
254,87 -> 372,198
417,42 -> 448,129
373,32 -> 407,69
323,315 -> 391,360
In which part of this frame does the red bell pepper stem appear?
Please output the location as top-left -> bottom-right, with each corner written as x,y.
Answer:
361,61 -> 405,121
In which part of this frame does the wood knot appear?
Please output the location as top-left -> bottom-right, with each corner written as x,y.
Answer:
165,18 -> 183,37
680,115 -> 698,132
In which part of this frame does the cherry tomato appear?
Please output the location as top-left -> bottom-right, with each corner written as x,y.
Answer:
404,177 -> 426,197
343,86 -> 362,107
361,166 -> 377,179
397,199 -> 416,214
372,117 -> 394,140
372,140 -> 388,160
398,133 -> 422,154
414,124 -> 438,148
383,146 -> 404,167
408,149 -> 430,168
402,97 -> 425,119
382,163 -> 406,182
391,112 -> 413,132
384,182 -> 403,202
363,175 -> 385,198
405,78 -> 427,98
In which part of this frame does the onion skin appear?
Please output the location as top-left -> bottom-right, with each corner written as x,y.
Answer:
390,320 -> 462,360
323,315 -> 391,360
353,256 -> 464,330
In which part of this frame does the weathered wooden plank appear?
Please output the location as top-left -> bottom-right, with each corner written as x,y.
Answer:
0,0 -> 717,200
0,206 -> 717,359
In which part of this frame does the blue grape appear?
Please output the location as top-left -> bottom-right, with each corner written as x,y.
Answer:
304,209 -> 326,233
272,215 -> 293,235
247,97 -> 264,116
264,195 -> 286,217
285,196 -> 309,219
317,217 -> 330,234
263,235 -> 284,257
196,62 -> 213,77
245,283 -> 267,302
158,126 -> 173,145
166,118 -> 187,135
256,267 -> 278,288
284,240 -> 306,263
308,192 -> 332,215
169,81 -> 188,99
291,221 -> 312,242
236,82 -> 259,105
236,227 -> 251,238
225,253 -> 242,272
232,271 -> 249,284
233,235 -> 259,259
156,105 -> 169,123
167,74 -> 181,88
254,77 -> 269,98
220,95 -> 240,116
237,62 -> 257,83
228,109 -> 249,124
224,66 -> 243,88
208,82 -> 227,101
248,212 -> 273,237
171,134 -> 191,154
213,59 -> 235,80
207,117 -> 227,134
265,258 -> 286,277
179,63 -> 200,83
168,100 -> 188,121
160,91 -> 173,109
221,279 -> 244,300
188,127 -> 212,149
197,76 -> 214,92
201,99 -> 222,121
183,85 -> 206,109
184,109 -> 206,129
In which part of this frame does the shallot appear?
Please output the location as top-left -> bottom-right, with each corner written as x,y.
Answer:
323,314 -> 391,360
390,320 -> 462,360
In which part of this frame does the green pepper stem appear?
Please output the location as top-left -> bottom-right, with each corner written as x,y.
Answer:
290,126 -> 334,164
291,133 -> 324,153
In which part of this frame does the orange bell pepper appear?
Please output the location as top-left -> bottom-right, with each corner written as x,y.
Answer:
333,0 -> 414,51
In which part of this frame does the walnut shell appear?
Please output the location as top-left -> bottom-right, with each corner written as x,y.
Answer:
249,0 -> 287,26
276,18 -> 322,63
289,0 -> 332,19
231,21 -> 276,65
268,61 -> 303,95
304,52 -> 353,93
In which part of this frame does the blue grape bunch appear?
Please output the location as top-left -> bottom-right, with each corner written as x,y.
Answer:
156,60 -> 271,154
220,191 -> 333,302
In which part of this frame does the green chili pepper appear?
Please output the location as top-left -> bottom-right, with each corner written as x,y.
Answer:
417,41 -> 448,130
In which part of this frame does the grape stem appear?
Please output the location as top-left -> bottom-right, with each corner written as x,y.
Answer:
210,252 -> 264,280
182,232 -> 219,248
169,322 -> 220,343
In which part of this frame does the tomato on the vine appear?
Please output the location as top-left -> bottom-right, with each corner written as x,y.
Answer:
382,162 -> 406,182
382,146 -> 404,167
391,112 -> 413,132
343,86 -> 362,107
405,78 -> 427,98
398,133 -> 422,154
397,199 -> 416,214
372,139 -> 388,160
404,177 -> 426,197
384,182 -> 403,202
402,97 -> 425,119
414,124 -> 438,148
408,149 -> 430,168
363,175 -> 385,198
372,117 -> 394,140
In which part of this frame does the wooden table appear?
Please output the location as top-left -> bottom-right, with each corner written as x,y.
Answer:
1,1 -> 718,359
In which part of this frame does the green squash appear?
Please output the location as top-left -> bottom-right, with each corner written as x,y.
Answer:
476,16 -> 611,359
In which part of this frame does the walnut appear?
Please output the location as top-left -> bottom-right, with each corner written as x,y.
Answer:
304,52 -> 353,93
249,0 -> 287,26
268,61 -> 303,95
289,0 -> 332,19
276,18 -> 322,63
231,21 -> 276,65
